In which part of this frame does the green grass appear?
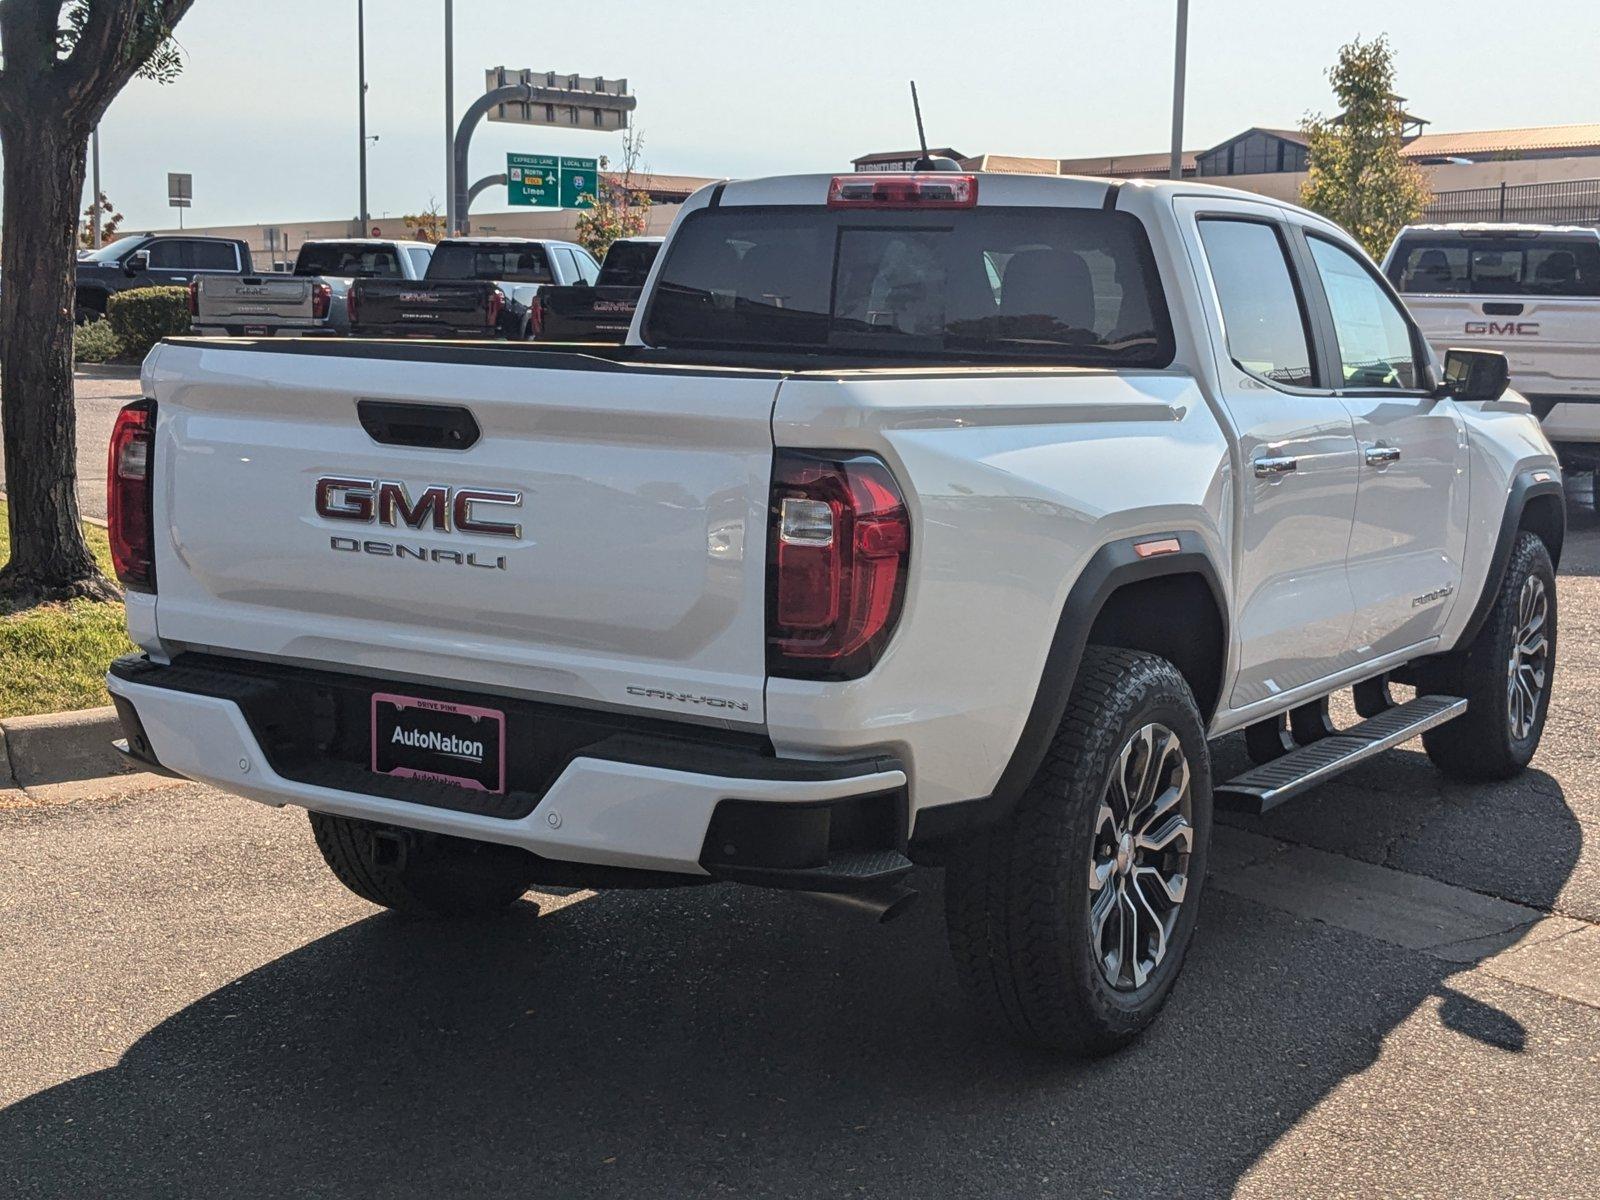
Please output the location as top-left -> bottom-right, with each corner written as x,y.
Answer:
0,501 -> 137,718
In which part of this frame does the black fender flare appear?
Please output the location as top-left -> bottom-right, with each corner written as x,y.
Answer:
1452,468 -> 1564,651
910,531 -> 1227,846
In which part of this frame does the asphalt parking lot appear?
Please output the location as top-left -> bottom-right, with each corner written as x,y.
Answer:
1,466 -> 1597,1197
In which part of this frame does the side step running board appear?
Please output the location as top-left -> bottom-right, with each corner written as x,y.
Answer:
1216,694 -> 1467,814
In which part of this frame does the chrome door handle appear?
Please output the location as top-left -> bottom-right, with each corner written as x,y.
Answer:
1364,445 -> 1402,467
171,276 -> 188,283
1253,455 -> 1299,478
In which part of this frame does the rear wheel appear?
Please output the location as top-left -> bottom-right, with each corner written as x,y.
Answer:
309,811 -> 536,918
1422,531 -> 1556,781
944,647 -> 1212,1055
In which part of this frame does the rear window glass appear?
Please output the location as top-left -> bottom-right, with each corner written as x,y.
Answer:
598,240 -> 660,287
1388,235 -> 1600,297
296,243 -> 403,278
642,206 -> 1174,366
427,243 -> 552,284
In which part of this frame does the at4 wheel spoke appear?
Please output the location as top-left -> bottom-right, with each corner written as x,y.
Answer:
1087,721 -> 1194,992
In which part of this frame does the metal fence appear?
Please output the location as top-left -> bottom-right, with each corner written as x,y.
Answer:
1425,178 -> 1600,226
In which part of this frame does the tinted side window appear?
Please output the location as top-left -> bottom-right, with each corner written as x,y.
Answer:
1197,218 -> 1314,387
192,242 -> 238,271
1307,237 -> 1419,390
407,247 -> 433,276
577,249 -> 601,284
145,240 -> 186,269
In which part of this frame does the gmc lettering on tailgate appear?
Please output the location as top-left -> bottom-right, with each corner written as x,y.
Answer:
1466,321 -> 1540,336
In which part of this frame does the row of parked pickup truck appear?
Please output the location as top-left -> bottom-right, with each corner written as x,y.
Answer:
76,230 -> 662,344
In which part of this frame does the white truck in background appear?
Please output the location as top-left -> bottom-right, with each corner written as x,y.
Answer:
109,172 -> 1563,1056
1385,223 -> 1600,498
189,238 -> 434,337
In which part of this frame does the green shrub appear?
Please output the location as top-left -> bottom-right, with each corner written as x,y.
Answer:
107,285 -> 190,360
73,316 -> 124,363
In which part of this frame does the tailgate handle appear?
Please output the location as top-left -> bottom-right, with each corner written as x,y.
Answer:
1482,302 -> 1524,316
356,400 -> 480,450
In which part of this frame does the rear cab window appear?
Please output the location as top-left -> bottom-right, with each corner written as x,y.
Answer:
598,241 -> 659,287
295,243 -> 404,278
1388,231 -> 1600,297
427,243 -> 553,284
641,205 -> 1174,366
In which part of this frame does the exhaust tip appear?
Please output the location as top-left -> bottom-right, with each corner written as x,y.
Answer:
797,882 -> 919,924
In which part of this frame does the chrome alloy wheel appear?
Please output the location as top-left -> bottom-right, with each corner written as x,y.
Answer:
1088,724 -> 1194,991
1508,574 -> 1550,742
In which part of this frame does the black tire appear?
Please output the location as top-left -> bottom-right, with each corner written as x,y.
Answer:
944,647 -> 1213,1056
308,811 -> 536,918
1422,531 -> 1556,781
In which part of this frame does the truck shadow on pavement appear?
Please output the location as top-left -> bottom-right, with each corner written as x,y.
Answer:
1,766 -> 1582,1199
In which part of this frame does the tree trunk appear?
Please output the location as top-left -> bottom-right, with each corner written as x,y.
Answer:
0,106 -> 118,605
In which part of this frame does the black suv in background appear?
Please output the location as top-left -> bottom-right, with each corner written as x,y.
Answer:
75,233 -> 254,320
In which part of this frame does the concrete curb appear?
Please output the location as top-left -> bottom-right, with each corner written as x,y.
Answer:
0,705 -> 129,791
73,363 -> 142,380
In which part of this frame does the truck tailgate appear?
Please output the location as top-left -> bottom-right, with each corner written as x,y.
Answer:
197,276 -> 315,322
1407,294 -> 1600,394
354,280 -> 496,333
144,343 -> 779,723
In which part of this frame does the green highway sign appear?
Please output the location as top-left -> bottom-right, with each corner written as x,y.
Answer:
507,153 -> 559,207
506,153 -> 599,209
559,157 -> 599,208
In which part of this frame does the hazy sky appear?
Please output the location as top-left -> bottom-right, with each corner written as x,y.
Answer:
57,0 -> 1600,230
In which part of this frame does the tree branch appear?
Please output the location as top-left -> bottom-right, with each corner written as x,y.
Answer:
56,0 -> 194,121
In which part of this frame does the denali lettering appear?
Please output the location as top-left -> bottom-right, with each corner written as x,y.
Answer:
316,478 -> 522,538
390,726 -> 484,762
329,536 -> 507,569
1465,320 -> 1540,337
625,685 -> 750,712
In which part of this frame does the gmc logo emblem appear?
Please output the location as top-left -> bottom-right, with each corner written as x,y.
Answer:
315,478 -> 522,538
1466,320 -> 1540,336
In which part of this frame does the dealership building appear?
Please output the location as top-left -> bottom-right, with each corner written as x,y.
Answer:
147,120 -> 1600,266
856,120 -> 1600,225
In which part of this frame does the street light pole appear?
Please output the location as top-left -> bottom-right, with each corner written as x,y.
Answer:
444,0 -> 455,234
90,126 -> 102,249
358,0 -> 369,228
1169,0 -> 1189,180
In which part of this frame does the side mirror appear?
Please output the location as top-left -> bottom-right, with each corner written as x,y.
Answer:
125,249 -> 150,276
1438,347 -> 1509,404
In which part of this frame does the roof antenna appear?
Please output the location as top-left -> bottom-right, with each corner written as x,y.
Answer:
909,81 -> 961,172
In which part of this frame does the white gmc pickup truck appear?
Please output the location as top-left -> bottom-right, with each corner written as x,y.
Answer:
106,171 -> 1564,1055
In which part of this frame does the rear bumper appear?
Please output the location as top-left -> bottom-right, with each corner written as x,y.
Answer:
190,324 -> 336,338
106,655 -> 907,883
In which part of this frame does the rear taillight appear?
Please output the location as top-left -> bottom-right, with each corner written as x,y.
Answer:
312,280 -> 331,319
186,279 -> 199,317
486,287 -> 506,329
529,293 -> 545,339
827,173 -> 978,209
107,400 -> 156,593
346,285 -> 360,326
767,451 -> 909,679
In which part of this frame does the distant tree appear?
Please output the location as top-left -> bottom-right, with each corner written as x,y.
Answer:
78,190 -> 125,247
402,197 -> 446,244
0,1 -> 193,606
573,128 -> 652,259
1300,35 -> 1430,258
